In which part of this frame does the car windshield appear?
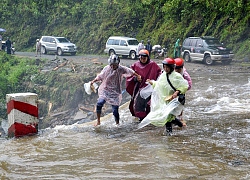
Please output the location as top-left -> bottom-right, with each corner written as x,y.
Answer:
204,39 -> 222,46
56,38 -> 70,43
127,39 -> 139,45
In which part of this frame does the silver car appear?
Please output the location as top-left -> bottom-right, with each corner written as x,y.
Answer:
40,36 -> 77,56
104,36 -> 139,60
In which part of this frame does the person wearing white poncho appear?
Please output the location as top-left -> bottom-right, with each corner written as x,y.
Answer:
138,58 -> 188,135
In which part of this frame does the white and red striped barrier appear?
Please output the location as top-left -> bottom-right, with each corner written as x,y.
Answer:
6,93 -> 38,138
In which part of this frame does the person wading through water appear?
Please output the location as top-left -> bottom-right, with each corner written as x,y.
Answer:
126,49 -> 161,122
91,54 -> 141,126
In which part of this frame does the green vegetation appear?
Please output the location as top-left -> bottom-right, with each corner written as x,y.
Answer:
0,51 -> 41,118
0,0 -> 249,58
0,52 -> 103,126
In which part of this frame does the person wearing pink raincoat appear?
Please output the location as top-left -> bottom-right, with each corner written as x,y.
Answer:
91,54 -> 141,126
174,57 -> 192,125
174,58 -> 192,90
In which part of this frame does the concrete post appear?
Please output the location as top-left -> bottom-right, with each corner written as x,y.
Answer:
6,93 -> 38,138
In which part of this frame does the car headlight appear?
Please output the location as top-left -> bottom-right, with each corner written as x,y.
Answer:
230,50 -> 233,53
212,51 -> 219,55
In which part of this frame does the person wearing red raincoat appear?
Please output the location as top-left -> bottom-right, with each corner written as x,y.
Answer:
126,49 -> 162,121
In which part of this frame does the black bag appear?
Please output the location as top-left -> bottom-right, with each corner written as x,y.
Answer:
178,94 -> 185,105
166,74 -> 185,105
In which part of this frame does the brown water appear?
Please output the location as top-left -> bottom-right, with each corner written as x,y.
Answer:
1,70 -> 250,180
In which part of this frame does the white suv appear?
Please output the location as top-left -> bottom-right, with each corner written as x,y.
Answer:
40,36 -> 77,56
104,36 -> 139,59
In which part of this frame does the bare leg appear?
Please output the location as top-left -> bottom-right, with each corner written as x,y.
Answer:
181,119 -> 187,127
173,117 -> 187,128
178,110 -> 187,127
115,118 -> 119,125
94,113 -> 101,126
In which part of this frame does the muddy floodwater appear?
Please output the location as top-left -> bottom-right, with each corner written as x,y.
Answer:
0,63 -> 250,180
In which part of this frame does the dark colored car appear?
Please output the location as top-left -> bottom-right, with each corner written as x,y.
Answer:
181,36 -> 234,65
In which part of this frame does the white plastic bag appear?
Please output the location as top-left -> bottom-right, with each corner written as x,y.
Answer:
84,82 -> 98,95
140,84 -> 153,99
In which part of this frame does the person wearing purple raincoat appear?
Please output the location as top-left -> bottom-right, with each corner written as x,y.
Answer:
126,49 -> 162,121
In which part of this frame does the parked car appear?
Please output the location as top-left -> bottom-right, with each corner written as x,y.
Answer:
40,36 -> 77,56
181,36 -> 234,65
104,36 -> 139,60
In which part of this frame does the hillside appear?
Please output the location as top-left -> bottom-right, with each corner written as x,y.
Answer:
0,0 -> 249,59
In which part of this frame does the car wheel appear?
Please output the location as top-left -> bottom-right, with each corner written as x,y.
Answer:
130,51 -> 136,60
184,53 -> 191,62
41,46 -> 47,54
109,50 -> 115,56
71,52 -> 76,56
204,55 -> 213,65
221,59 -> 232,65
57,48 -> 63,56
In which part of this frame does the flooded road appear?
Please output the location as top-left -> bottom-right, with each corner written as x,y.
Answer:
1,63 -> 250,179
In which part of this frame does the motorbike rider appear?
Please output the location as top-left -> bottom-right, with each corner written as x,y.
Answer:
126,49 -> 162,121
137,40 -> 144,56
141,58 -> 188,135
145,40 -> 152,57
5,37 -> 12,54
174,39 -> 181,58
35,39 -> 41,57
174,58 -> 192,90
174,57 -> 192,125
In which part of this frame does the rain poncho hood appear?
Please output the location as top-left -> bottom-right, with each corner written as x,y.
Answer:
96,65 -> 134,106
138,71 -> 188,128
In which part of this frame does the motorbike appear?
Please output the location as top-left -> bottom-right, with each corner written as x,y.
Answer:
1,41 -> 15,54
152,45 -> 167,59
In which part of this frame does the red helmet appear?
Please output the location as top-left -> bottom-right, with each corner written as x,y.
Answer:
139,49 -> 149,57
162,58 -> 175,72
162,58 -> 175,65
174,58 -> 184,69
